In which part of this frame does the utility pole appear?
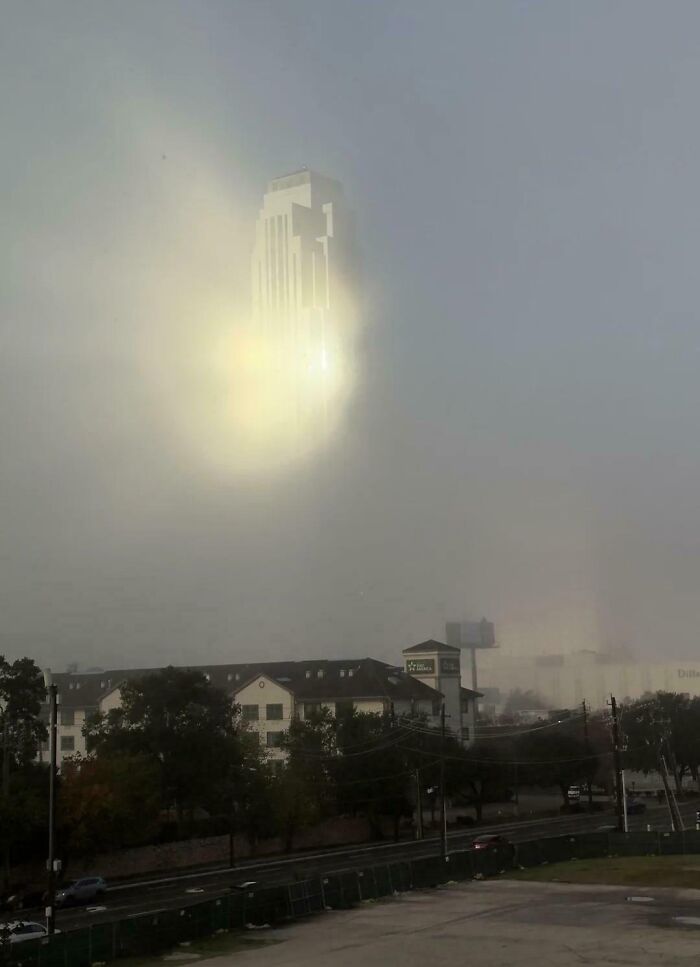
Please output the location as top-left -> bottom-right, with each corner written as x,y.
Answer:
609,696 -> 625,834
2,716 -> 10,889
415,769 -> 424,840
228,802 -> 236,868
660,751 -> 683,832
43,671 -> 58,937
440,702 -> 447,861
582,700 -> 593,811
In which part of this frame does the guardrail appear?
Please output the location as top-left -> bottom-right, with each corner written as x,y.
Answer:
5,830 -> 700,966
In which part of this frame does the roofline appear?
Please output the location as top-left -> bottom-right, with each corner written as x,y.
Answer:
232,671 -> 296,697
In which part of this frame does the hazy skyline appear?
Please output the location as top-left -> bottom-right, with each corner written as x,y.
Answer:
4,1 -> 700,670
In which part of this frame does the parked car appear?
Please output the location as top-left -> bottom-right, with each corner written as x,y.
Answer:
55,877 -> 107,908
626,799 -> 646,815
472,833 -> 513,853
0,921 -> 48,945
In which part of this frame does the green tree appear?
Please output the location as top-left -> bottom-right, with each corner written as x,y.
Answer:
211,728 -> 274,860
446,739 -> 512,822
0,656 -> 47,771
0,657 -> 47,886
0,764 -> 48,886
275,707 -> 336,850
621,691 -> 700,793
84,667 -> 251,830
332,710 -> 413,840
517,729 -> 589,806
57,754 -> 161,864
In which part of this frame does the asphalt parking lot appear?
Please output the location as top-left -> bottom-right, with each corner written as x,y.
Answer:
191,879 -> 700,966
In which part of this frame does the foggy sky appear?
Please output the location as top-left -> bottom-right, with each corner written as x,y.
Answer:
3,0 -> 700,671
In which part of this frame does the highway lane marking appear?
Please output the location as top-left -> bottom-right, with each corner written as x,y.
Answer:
105,813 -> 631,894
673,916 -> 700,926
95,797 -> 700,905
626,896 -> 655,903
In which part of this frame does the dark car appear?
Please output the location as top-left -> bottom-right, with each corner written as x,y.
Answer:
626,799 -> 646,815
472,833 -> 513,852
0,887 -> 45,914
55,877 -> 107,908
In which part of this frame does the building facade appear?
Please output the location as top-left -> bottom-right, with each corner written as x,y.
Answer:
250,168 -> 358,436
477,648 -> 700,715
402,639 -> 476,744
43,647 -> 479,767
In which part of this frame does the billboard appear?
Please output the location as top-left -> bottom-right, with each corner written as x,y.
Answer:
445,619 -> 495,649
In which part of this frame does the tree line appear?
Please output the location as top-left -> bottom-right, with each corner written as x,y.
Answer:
2,654 -> 699,886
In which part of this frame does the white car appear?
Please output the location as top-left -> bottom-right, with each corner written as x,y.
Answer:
0,921 -> 48,944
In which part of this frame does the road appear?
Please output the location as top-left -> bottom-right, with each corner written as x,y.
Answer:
38,796 -> 699,932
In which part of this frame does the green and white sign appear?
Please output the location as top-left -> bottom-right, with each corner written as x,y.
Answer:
406,658 -> 435,675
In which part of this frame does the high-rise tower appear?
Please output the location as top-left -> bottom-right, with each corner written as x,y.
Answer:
250,169 -> 357,436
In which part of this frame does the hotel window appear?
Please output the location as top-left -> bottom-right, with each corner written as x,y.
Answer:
304,702 -> 321,720
60,709 -> 75,727
335,700 -> 354,719
60,736 -> 75,752
241,705 -> 259,721
266,731 -> 284,748
266,704 -> 283,721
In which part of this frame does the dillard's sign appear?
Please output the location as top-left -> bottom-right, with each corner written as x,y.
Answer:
406,659 -> 435,675
678,669 -> 700,679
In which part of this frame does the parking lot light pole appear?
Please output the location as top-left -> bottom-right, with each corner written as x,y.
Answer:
43,669 -> 58,936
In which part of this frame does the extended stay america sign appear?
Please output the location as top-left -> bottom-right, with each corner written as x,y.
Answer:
406,659 -> 435,675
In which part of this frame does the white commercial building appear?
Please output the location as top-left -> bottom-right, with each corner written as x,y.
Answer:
477,648 -> 700,714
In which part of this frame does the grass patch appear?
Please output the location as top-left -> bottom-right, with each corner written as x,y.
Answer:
505,854 -> 700,889
113,930 -> 280,967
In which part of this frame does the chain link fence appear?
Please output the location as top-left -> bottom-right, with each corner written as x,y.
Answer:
3,830 -> 699,966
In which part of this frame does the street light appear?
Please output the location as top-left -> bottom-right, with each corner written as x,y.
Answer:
43,669 -> 58,936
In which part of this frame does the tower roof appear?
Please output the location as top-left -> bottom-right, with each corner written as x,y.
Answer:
402,639 -> 461,655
